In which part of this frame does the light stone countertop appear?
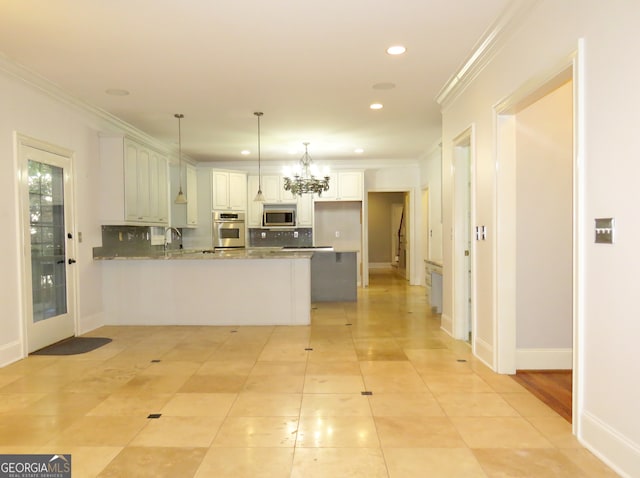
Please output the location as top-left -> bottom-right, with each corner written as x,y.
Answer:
93,248 -> 314,261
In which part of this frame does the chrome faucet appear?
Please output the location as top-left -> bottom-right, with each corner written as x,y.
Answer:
164,227 -> 182,251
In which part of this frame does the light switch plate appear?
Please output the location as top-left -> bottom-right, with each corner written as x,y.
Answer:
595,218 -> 614,244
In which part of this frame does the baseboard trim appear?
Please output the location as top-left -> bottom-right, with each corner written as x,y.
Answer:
77,312 -> 104,336
475,336 -> 494,369
580,411 -> 640,478
441,313 -> 453,336
516,348 -> 573,370
0,339 -> 24,368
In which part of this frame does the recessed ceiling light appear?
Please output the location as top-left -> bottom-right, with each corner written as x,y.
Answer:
386,45 -> 406,55
370,103 -> 383,110
354,148 -> 364,154
105,88 -> 130,96
373,82 -> 396,90
241,150 -> 250,155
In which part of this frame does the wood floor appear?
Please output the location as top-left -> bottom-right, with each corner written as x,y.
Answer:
512,370 -> 573,423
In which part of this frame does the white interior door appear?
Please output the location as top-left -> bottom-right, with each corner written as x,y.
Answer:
19,140 -> 76,353
453,132 -> 473,342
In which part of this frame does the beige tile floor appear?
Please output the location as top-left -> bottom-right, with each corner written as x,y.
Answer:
0,270 -> 618,477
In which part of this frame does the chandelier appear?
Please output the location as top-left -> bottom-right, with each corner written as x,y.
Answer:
282,142 -> 330,196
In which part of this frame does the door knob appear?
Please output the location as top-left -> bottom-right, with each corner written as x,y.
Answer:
68,259 -> 77,264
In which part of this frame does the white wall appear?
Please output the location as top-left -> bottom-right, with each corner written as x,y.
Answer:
0,68 -> 107,364
439,1 -> 640,475
314,201 -> 362,252
419,144 -> 443,263
516,81 -> 573,356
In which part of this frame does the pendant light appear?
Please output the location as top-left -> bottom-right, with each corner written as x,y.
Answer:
254,111 -> 265,202
174,113 -> 187,204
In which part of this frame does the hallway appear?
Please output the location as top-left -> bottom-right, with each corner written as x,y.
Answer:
0,270 -> 615,477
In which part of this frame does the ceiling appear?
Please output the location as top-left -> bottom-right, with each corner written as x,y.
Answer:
0,0 -> 509,164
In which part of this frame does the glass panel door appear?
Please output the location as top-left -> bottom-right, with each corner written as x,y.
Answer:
20,141 -> 76,353
28,160 -> 68,322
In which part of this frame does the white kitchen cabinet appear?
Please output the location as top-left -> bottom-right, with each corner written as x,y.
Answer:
212,170 -> 229,210
211,169 -> 247,211
101,135 -> 169,225
260,174 -> 297,204
185,165 -> 198,226
148,150 -> 168,222
171,163 -> 198,227
280,176 -> 297,202
229,172 -> 247,209
247,175 -> 312,228
314,171 -> 363,202
296,194 -> 313,227
247,175 -> 262,227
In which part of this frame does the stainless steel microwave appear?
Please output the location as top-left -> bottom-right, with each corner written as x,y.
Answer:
263,207 -> 296,227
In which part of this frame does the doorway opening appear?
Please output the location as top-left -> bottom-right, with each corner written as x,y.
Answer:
495,64 -> 577,424
367,191 -> 410,282
17,135 -> 77,354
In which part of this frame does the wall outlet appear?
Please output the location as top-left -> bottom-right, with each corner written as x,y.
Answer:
335,231 -> 340,238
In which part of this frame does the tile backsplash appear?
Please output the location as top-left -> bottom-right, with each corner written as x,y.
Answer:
248,228 -> 312,247
93,225 -> 182,257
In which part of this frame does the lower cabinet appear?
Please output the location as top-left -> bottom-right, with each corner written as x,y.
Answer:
425,260 -> 443,313
311,252 -> 357,301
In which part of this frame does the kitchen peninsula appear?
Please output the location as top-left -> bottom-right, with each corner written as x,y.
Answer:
96,249 -> 312,326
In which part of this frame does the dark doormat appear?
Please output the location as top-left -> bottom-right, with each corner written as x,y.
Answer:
31,337 -> 112,356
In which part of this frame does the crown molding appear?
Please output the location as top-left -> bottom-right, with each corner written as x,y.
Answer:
0,52 -> 176,156
200,157 -> 420,173
435,0 -> 540,110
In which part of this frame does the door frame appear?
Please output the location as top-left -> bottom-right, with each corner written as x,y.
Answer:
16,133 -> 78,355
493,51 -> 582,431
421,187 -> 430,269
451,127 -> 476,345
364,188 -> 417,287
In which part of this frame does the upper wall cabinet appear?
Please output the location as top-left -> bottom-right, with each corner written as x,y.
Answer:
212,170 -> 247,211
315,171 -> 364,201
100,135 -> 169,225
186,165 -> 198,225
247,175 -> 314,227
260,174 -> 297,204
170,163 -> 198,227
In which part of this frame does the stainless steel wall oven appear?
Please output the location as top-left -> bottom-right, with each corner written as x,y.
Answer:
212,211 -> 246,248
